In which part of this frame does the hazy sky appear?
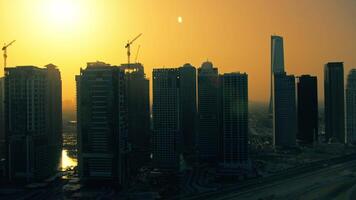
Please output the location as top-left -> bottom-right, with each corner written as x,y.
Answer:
1,0 -> 356,105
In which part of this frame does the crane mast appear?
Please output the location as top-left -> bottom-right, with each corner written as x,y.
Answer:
2,40 -> 16,69
125,34 -> 142,65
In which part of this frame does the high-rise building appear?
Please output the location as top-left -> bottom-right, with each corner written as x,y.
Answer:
269,35 -> 285,113
297,75 -> 318,144
346,69 -> 356,144
152,68 -> 181,171
220,72 -> 248,167
197,61 -> 220,161
44,64 -> 63,177
178,63 -> 197,154
4,65 -> 62,182
120,63 -> 150,174
76,62 -> 128,185
324,62 -> 345,143
273,72 -> 297,147
0,78 -> 4,158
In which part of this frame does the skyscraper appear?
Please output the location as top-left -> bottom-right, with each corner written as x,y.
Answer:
269,35 -> 285,113
273,73 -> 297,147
120,63 -> 150,174
178,63 -> 197,154
346,69 -> 356,144
76,62 -> 128,185
0,78 -> 4,158
152,68 -> 180,171
5,65 -> 62,182
220,72 -> 248,167
324,62 -> 345,143
297,75 -> 318,144
197,61 -> 219,162
44,64 -> 63,176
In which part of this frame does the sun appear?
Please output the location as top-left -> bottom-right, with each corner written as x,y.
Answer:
178,16 -> 183,24
46,0 -> 80,26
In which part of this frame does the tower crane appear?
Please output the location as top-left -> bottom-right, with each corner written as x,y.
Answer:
2,40 -> 16,68
125,34 -> 142,65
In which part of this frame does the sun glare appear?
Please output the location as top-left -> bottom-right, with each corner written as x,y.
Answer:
47,0 -> 80,26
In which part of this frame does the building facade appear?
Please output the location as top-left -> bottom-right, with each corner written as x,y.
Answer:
76,62 -> 128,185
273,73 -> 297,148
346,69 -> 356,144
220,73 -> 248,167
0,78 -> 4,159
324,62 -> 345,143
269,35 -> 285,113
197,61 -> 220,162
120,63 -> 150,174
297,75 -> 318,144
178,63 -> 197,154
5,65 -> 62,182
152,68 -> 181,171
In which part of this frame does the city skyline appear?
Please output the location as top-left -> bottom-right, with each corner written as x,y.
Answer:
1,0 -> 356,105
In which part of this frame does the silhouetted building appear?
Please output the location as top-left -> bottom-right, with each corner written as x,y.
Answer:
76,62 -> 128,185
324,62 -> 345,143
269,35 -> 285,113
152,68 -> 181,171
0,78 -> 4,158
220,72 -> 248,167
4,65 -> 62,182
273,73 -> 297,148
297,75 -> 318,144
346,69 -> 356,144
197,61 -> 220,161
120,63 -> 150,174
178,63 -> 197,154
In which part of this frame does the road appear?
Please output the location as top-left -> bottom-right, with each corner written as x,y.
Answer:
178,154 -> 356,200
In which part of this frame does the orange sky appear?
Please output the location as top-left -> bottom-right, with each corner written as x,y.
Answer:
1,0 -> 356,105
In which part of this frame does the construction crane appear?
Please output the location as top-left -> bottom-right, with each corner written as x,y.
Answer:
135,45 -> 141,63
125,33 -> 142,65
2,40 -> 16,68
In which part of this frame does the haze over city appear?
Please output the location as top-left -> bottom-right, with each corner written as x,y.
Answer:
1,0 -> 356,104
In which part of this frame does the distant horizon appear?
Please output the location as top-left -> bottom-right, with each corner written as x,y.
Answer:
1,0 -> 356,103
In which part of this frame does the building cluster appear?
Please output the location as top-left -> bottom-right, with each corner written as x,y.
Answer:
270,36 -> 356,147
0,36 -> 355,189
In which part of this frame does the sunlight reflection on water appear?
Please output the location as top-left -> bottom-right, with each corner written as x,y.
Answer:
61,149 -> 77,170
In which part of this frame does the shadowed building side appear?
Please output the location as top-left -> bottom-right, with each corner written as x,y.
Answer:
178,63 -> 197,155
0,78 -> 4,159
220,72 -> 249,169
76,62 -> 129,186
5,65 -> 62,182
346,69 -> 356,144
197,61 -> 220,162
324,62 -> 345,143
273,73 -> 297,148
152,68 -> 181,171
120,63 -> 150,175
297,75 -> 318,145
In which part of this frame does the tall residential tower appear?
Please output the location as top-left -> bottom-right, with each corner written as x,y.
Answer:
297,75 -> 318,144
5,65 -> 62,182
346,69 -> 356,144
178,63 -> 197,154
324,62 -> 345,143
120,63 -> 150,174
76,62 -> 128,185
220,72 -> 248,168
197,61 -> 220,162
152,68 -> 181,171
273,73 -> 297,147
